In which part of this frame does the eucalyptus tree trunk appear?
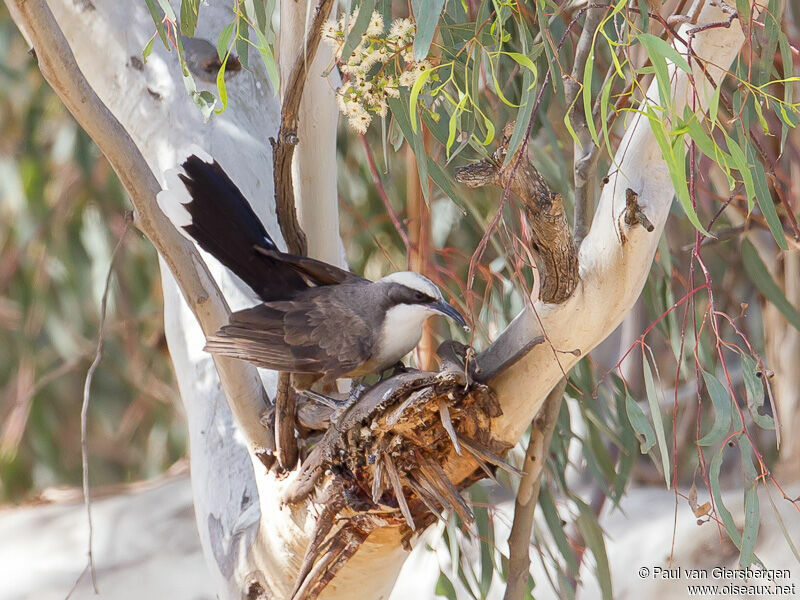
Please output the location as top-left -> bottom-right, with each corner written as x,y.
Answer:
5,0 -> 755,598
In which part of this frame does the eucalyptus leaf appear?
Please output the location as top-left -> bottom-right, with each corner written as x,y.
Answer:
742,239 -> 800,331
341,0 -> 375,62
697,370 -> 732,447
411,0 -> 445,61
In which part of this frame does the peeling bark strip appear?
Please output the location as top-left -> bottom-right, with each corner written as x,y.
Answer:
284,363 -> 511,600
455,123 -> 579,304
272,0 -> 336,256
623,188 -> 655,232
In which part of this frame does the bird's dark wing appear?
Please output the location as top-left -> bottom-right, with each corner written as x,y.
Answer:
204,298 -> 374,377
253,245 -> 365,286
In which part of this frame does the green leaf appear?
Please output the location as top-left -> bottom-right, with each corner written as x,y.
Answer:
411,0 -> 445,61
638,34 -> 672,105
252,26 -> 280,94
582,50 -> 599,146
341,0 -> 376,62
685,115 -> 732,168
180,0 -> 200,37
576,499 -> 613,600
388,96 -> 430,201
740,353 -> 774,430
637,33 -> 691,74
724,131 -> 755,211
697,370 -> 732,446
143,0 -> 169,48
742,239 -> 800,331
625,393 -> 656,453
214,56 -> 230,114
217,21 -> 236,61
156,0 -> 176,20
409,66 -> 434,133
142,34 -> 157,63
747,143 -> 788,250
502,43 -> 543,167
643,355 -> 671,488
646,107 -> 709,235
739,485 -> 760,567
736,0 -> 751,35
539,488 -> 579,575
709,449 -> 742,548
709,83 -> 722,125
614,390 -> 636,503
471,486 -> 494,598
435,573 -> 457,600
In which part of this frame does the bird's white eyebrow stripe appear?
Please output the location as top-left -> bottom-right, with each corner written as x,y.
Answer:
378,271 -> 442,298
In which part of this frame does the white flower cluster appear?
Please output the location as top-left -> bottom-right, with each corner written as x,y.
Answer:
323,11 -> 433,134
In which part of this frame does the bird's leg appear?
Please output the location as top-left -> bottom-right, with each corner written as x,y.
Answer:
377,361 -> 414,383
298,389 -> 346,410
389,361 -> 409,375
348,378 -> 368,399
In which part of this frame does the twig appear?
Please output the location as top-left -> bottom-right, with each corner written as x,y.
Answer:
6,0 -> 274,455
272,0 -> 336,255
271,0 -> 336,457
77,215 -> 131,594
360,134 -> 410,251
503,378 -> 566,600
276,372 -> 298,469
563,7 -> 605,247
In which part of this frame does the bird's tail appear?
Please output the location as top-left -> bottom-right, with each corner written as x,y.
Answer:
158,152 -> 304,300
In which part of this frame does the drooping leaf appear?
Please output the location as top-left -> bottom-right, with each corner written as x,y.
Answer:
217,21 -> 236,61
765,487 -> 800,564
739,353 -> 774,430
697,370 -> 732,447
709,448 -> 742,548
576,499 -> 613,600
411,0 -> 445,61
742,239 -> 800,332
747,144 -> 788,250
143,0 -> 169,48
638,33 -> 691,74
180,0 -> 200,37
341,0 -> 376,62
643,356 -> 671,488
625,393 -> 656,454
739,485 -> 760,567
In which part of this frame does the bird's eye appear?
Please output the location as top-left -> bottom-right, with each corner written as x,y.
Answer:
414,291 -> 428,302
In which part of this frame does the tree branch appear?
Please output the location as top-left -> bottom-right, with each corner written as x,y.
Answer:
563,7 -> 604,247
503,378 -> 566,600
5,0 -> 274,456
272,0 -> 336,256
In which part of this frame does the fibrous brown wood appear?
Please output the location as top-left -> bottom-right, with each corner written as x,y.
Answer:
455,123 -> 579,304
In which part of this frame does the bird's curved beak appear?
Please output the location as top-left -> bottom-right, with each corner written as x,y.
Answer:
432,299 -> 469,330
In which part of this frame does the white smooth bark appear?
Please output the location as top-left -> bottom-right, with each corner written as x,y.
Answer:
278,1 -> 343,265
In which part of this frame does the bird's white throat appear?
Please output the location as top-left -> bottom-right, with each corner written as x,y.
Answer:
374,303 -> 437,367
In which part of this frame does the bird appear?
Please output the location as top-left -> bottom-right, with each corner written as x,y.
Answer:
158,152 -> 468,403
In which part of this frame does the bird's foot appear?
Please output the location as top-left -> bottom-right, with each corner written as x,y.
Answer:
348,379 -> 368,399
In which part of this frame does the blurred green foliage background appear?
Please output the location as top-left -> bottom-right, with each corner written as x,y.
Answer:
0,7 -> 184,502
